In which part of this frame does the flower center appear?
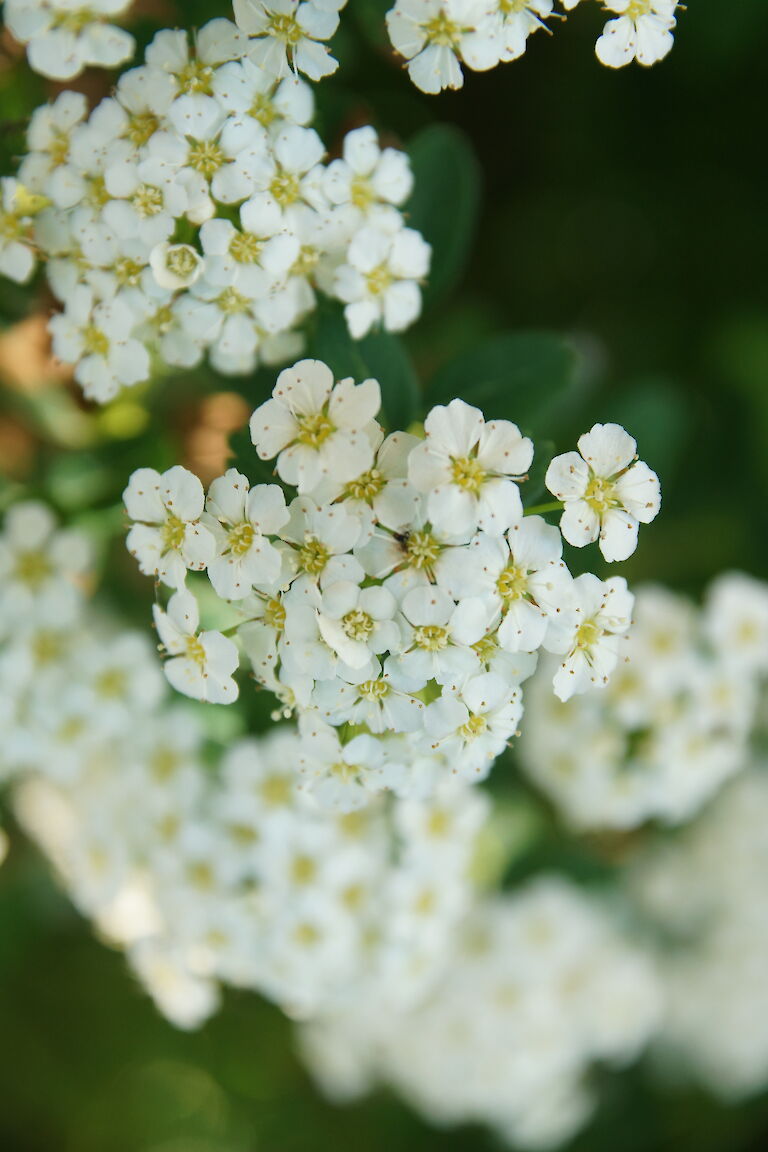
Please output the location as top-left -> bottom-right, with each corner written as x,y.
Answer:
227,522 -> 255,556
342,608 -> 375,642
0,212 -> 23,241
127,113 -> 160,147
217,287 -> 251,315
32,629 -> 67,665
298,537 -> 330,575
230,231 -> 263,263
14,549 -> 52,588
83,325 -> 109,357
161,514 -> 186,552
451,454 -> 487,494
459,713 -> 487,740
496,563 -> 528,604
185,635 -> 207,665
626,0 -> 652,19
365,263 -> 392,296
296,410 -> 334,447
584,473 -> 618,514
268,12 -> 304,45
270,169 -> 300,207
133,185 -> 164,217
49,131 -> 71,167
52,7 -> 97,33
350,175 -> 375,211
263,597 -> 286,630
291,853 -> 317,883
344,468 -> 384,502
151,748 -> 180,781
293,244 -> 319,278
166,244 -> 201,281
188,139 -> 225,177
331,760 -> 358,781
178,59 -> 214,95
249,94 -> 277,126
424,12 -> 462,46
404,529 -> 441,572
94,668 -> 127,699
575,619 -> 601,650
115,257 -> 144,286
413,624 -> 449,651
261,772 -> 292,805
358,678 -> 390,702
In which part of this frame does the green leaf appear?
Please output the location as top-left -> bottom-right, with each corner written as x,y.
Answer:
425,331 -> 581,437
306,300 -> 420,431
602,378 -> 687,478
405,125 -> 481,308
524,439 -> 556,507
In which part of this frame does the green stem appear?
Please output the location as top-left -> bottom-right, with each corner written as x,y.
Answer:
524,500 -> 564,517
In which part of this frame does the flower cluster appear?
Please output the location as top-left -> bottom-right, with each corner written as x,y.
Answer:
385,1 -> 681,93
124,358 -> 660,810
631,767 -> 768,1100
1,12 -> 428,401
3,0 -> 136,80
519,576 -> 768,829
0,500 -> 486,1027
301,877 -> 661,1150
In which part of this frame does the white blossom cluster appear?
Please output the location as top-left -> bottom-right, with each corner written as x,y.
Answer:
301,877 -> 661,1150
631,767 -> 768,1100
2,0 -> 136,80
124,361 -> 661,810
0,12 -> 428,402
519,575 -> 768,829
385,0 -> 681,93
0,499 -> 487,1027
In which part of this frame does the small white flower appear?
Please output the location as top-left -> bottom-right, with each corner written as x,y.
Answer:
492,0 -> 553,62
153,589 -> 239,703
149,242 -> 205,290
5,0 -> 136,81
424,671 -> 522,777
386,0 -> 502,94
334,222 -> 431,339
596,1 -> 677,69
409,398 -> 534,538
324,126 -> 413,235
550,573 -> 634,701
0,178 -> 38,283
317,580 -> 401,670
49,284 -> 151,403
124,465 -> 216,589
250,358 -> 381,495
545,423 -> 661,562
389,585 -> 485,686
233,0 -> 348,82
280,497 -> 364,587
704,573 -> 768,678
313,664 -> 425,734
297,719 -> 387,810
204,469 -> 289,600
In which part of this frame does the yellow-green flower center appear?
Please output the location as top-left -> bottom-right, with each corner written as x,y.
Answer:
268,12 -> 304,45
270,170 -> 300,207
351,175 -> 375,211
496,563 -> 528,604
413,624 -> 449,651
166,245 -> 200,281
94,668 -> 127,699
575,619 -> 601,650
341,609 -> 374,642
230,231 -> 263,263
584,473 -> 618,514
128,113 -> 160,147
217,287 -> 251,315
344,468 -> 385,502
263,597 -> 286,630
227,522 -> 255,556
14,550 -> 52,588
424,12 -> 462,46
365,263 -> 392,296
459,713 -> 487,740
188,139 -> 225,177
161,514 -> 186,552
358,678 -> 390,702
451,454 -> 487,494
404,528 -> 441,572
296,409 -> 334,447
249,93 -> 277,126
185,635 -> 207,665
178,59 -> 214,95
133,185 -> 164,217
299,537 -> 330,576
83,325 -> 109,357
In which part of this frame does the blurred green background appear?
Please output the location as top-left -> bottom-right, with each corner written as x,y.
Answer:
1,0 -> 768,1148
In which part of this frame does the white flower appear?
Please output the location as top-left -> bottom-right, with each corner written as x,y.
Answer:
313,431 -> 421,535
297,719 -> 387,810
408,399 -> 534,537
233,0 -> 348,81
704,573 -> 768,678
546,423 -> 661,562
5,0 -> 135,81
0,178 -> 38,283
313,664 -> 425,734
317,581 -> 401,670
595,1 -> 677,69
550,573 -> 634,701
492,0 -> 552,62
388,585 -> 485,686
149,242 -> 205,290
250,358 -> 381,495
324,126 -> 413,234
424,671 -> 522,777
0,501 -> 91,633
444,516 -> 574,652
124,465 -> 215,589
280,498 -> 364,587
49,284 -> 151,403
153,590 -> 239,703
386,0 -> 502,94
334,222 -> 431,339
204,470 -> 289,599
213,57 -> 314,132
